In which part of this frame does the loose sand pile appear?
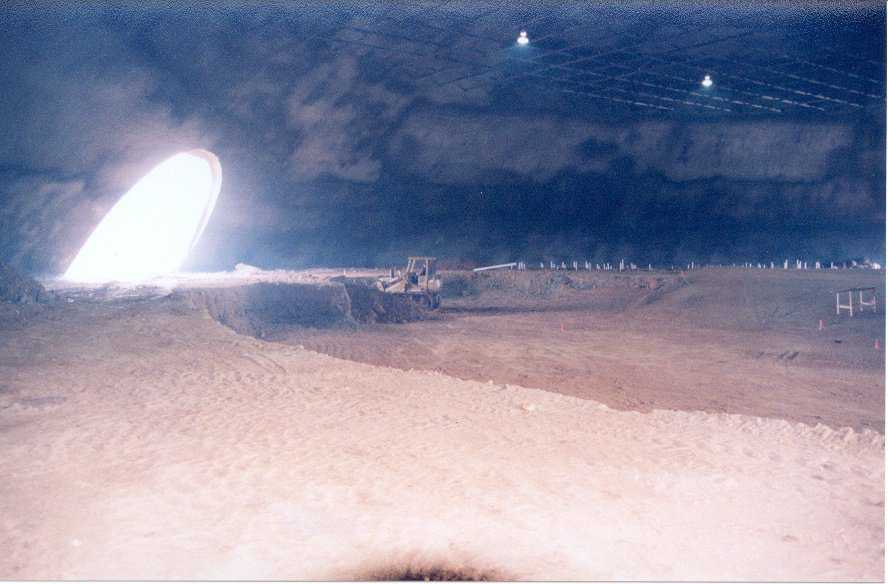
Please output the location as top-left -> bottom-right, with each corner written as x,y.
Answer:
0,295 -> 883,580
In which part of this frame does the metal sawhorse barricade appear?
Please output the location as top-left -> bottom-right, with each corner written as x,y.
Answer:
835,287 -> 877,317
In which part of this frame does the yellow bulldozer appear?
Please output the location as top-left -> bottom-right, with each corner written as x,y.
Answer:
376,256 -> 442,309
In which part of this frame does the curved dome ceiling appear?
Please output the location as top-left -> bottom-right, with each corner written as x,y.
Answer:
64,149 -> 222,283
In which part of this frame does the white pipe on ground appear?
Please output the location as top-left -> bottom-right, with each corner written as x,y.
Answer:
473,262 -> 518,273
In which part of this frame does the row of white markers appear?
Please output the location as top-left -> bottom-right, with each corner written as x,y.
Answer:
511,259 -> 880,272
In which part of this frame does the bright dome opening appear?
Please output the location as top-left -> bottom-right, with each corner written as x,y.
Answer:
64,149 -> 221,283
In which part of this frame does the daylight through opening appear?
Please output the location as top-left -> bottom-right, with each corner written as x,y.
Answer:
64,149 -> 221,283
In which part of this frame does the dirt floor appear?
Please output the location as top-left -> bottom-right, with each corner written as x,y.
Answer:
278,268 -> 886,431
0,267 -> 884,580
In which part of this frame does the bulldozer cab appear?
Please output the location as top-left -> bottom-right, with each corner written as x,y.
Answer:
376,256 -> 442,309
406,256 -> 436,285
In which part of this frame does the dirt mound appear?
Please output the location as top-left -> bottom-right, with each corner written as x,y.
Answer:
339,279 -> 431,324
440,272 -> 479,298
442,269 -> 680,300
438,269 -> 684,314
0,263 -> 48,304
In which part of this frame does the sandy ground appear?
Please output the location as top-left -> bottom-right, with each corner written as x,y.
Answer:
0,280 -> 884,580
283,269 -> 885,431
283,307 -> 885,431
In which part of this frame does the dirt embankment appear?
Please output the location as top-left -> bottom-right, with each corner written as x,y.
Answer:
0,263 -> 55,331
176,270 -> 683,339
173,282 -> 355,338
337,278 -> 429,325
439,269 -> 685,314
174,268 -> 886,341
0,263 -> 49,304
172,278 -> 432,338
442,269 -> 682,299
441,268 -> 884,335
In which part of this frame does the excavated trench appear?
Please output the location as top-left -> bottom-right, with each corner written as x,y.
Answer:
172,278 -> 430,338
171,270 -> 684,339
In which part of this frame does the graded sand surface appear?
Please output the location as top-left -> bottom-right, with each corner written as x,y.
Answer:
0,274 -> 884,580
284,269 -> 886,430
